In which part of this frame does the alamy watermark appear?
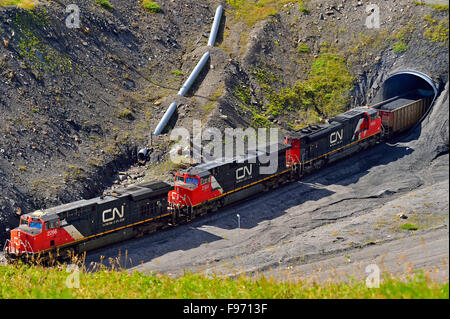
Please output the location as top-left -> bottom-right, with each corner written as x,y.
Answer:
365,264 -> 380,288
65,264 -> 80,289
365,4 -> 380,29
169,120 -> 280,175
65,4 -> 80,29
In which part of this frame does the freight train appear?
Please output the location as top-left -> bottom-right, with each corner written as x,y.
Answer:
3,93 -> 432,262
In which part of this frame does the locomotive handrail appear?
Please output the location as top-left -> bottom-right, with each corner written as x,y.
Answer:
18,238 -> 34,255
3,239 -> 11,254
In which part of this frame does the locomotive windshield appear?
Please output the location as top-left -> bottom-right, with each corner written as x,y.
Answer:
185,177 -> 199,185
19,217 -> 43,234
20,218 -> 28,226
30,221 -> 42,230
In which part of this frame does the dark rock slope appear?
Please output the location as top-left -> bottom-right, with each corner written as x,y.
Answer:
0,0 -> 221,243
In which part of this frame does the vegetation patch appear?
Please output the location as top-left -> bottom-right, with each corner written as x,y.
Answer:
227,0 -> 277,26
226,0 -> 310,27
64,165 -> 85,182
232,82 -> 271,128
298,44 -> 310,53
414,2 -> 449,12
392,41 -> 408,54
117,108 -> 134,120
171,70 -> 183,76
0,0 -> 35,9
400,223 -> 419,231
95,0 -> 113,10
13,9 -> 74,74
0,264 -> 448,298
263,53 -> 354,126
423,14 -> 449,44
142,0 -> 162,13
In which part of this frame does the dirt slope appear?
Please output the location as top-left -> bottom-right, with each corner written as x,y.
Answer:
0,0 -> 221,242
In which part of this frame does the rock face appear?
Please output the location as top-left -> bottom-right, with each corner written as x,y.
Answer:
410,82 -> 449,161
0,0 -> 218,243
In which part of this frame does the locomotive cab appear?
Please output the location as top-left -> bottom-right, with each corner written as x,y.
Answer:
169,171 -> 220,209
7,214 -> 44,256
6,211 -> 65,258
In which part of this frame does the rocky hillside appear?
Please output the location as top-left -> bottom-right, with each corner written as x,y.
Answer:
0,0 -> 222,241
0,0 -> 448,246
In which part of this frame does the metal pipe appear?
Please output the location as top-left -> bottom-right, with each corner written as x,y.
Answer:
208,5 -> 224,46
153,51 -> 210,135
153,5 -> 223,136
153,101 -> 177,136
178,51 -> 210,96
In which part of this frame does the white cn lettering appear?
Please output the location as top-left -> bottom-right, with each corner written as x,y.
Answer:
102,206 -> 125,223
330,129 -> 343,144
236,165 -> 252,180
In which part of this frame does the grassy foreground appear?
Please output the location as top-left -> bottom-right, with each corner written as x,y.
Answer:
0,264 -> 448,299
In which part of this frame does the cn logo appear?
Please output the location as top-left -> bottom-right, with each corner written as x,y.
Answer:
330,129 -> 343,145
102,205 -> 125,223
236,165 -> 252,181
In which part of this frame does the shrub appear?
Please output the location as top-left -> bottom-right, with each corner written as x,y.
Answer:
392,41 -> 408,53
171,70 -> 183,76
95,0 -> 113,10
0,0 -> 35,9
299,7 -> 310,14
118,108 -> 134,120
264,53 -> 354,120
401,223 -> 419,231
298,44 -> 310,53
143,0 -> 162,13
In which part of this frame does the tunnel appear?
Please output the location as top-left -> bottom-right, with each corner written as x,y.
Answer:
371,70 -> 440,138
382,70 -> 438,101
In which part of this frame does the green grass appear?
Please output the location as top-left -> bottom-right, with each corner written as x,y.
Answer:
142,0 -> 162,13
171,70 -> 183,76
423,15 -> 449,43
0,264 -> 447,298
432,4 -> 449,11
234,52 -> 353,129
264,53 -> 354,121
400,223 -> 419,231
414,2 -> 449,11
117,108 -> 134,120
298,44 -> 310,53
392,41 -> 408,53
226,0 -> 290,26
299,6 -> 310,14
0,0 -> 35,9
95,0 -> 113,10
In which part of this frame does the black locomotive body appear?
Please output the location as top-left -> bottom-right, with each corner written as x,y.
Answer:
5,181 -> 172,259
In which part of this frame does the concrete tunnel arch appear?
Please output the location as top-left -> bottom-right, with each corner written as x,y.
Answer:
374,70 -> 440,136
382,70 -> 438,101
